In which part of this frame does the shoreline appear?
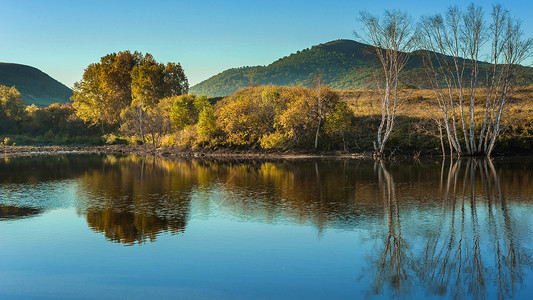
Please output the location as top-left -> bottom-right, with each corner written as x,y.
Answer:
2,145 -> 529,160
0,145 -> 372,160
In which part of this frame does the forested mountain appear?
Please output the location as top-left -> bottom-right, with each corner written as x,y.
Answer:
191,39 -> 533,97
0,63 -> 72,106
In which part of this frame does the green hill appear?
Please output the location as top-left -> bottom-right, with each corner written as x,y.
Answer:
191,39 -> 533,97
0,63 -> 73,106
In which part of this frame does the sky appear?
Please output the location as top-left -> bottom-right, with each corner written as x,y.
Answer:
1,0 -> 532,89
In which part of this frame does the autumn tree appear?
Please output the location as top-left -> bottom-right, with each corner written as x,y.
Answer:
120,96 -> 173,148
127,54 -> 165,143
145,97 -> 173,147
325,102 -> 353,151
71,51 -> 188,135
276,86 -> 340,148
216,87 -> 281,147
164,62 -> 189,97
196,105 -> 218,145
72,51 -> 143,132
0,85 -> 25,122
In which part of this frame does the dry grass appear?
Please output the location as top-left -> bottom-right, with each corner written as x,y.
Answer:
336,86 -> 533,153
339,86 -> 533,123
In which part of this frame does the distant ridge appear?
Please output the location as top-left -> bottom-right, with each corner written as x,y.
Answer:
0,63 -> 72,106
191,39 -> 533,97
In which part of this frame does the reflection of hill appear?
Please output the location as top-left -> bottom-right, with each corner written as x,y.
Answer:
0,205 -> 43,220
0,155 -> 107,214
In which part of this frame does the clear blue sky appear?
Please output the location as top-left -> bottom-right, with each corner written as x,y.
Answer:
1,0 -> 532,88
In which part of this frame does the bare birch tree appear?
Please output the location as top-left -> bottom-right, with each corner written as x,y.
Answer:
313,75 -> 324,149
418,4 -> 532,157
356,10 -> 416,157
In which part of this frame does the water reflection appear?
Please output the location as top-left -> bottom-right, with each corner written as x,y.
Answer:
73,157 -> 378,244
75,156 -> 192,245
0,204 -> 43,220
0,155 -> 105,183
1,155 -> 532,298
365,158 -> 533,299
367,161 -> 410,297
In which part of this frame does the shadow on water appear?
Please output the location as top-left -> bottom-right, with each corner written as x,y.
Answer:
365,158 -> 533,299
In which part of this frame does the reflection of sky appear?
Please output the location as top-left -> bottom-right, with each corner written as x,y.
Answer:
2,200 -> 533,299
0,180 -> 79,210
1,205 -> 369,299
2,158 -> 533,299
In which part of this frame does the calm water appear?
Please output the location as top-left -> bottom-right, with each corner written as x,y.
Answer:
1,155 -> 533,299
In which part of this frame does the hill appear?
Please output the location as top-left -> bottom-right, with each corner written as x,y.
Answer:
0,63 -> 73,106
190,39 -> 533,97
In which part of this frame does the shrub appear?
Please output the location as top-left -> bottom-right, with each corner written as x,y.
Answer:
260,132 -> 287,149
2,137 -> 15,146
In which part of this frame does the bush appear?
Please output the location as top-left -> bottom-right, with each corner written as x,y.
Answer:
161,134 -> 177,147
175,126 -> 198,149
260,132 -> 287,149
103,134 -> 128,145
2,137 -> 15,146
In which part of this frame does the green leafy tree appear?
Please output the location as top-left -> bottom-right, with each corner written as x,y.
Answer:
170,94 -> 196,130
197,106 -> 218,145
325,102 -> 353,151
169,94 -> 210,131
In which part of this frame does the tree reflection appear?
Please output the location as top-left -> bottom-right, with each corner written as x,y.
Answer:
368,157 -> 533,300
64,153 -> 532,298
367,161 -> 411,297
76,156 -> 194,245
2,153 -> 532,298
0,204 -> 43,220
74,157 -> 380,244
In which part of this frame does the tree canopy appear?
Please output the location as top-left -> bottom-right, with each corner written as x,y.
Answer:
71,51 -> 188,132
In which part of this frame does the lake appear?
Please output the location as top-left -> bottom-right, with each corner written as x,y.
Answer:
1,154 -> 533,299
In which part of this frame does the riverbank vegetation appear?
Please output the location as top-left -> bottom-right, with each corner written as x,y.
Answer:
2,83 -> 533,155
1,4 -> 532,157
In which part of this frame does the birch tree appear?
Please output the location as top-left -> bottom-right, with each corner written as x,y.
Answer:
312,75 -> 324,149
356,10 -> 416,157
418,4 -> 532,156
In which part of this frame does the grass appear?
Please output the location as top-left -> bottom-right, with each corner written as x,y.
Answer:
337,86 -> 533,154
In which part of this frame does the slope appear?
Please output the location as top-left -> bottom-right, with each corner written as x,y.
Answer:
0,63 -> 73,106
191,39 -> 533,97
